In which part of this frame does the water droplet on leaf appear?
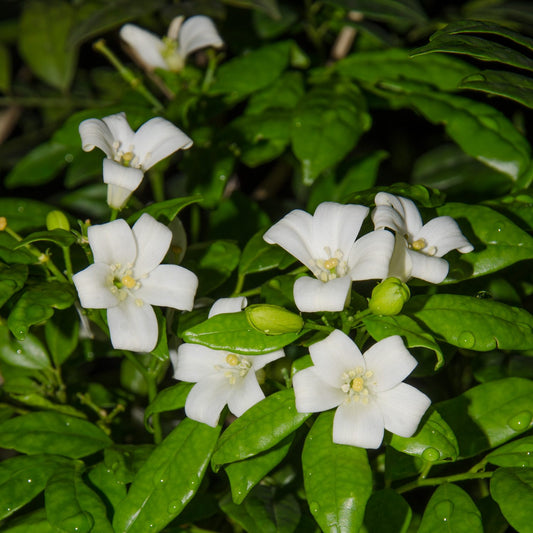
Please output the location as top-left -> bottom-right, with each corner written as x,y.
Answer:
422,447 -> 440,462
168,501 -> 180,514
59,511 -> 94,533
434,499 -> 454,522
507,411 -> 532,431
309,501 -> 320,514
458,331 -> 475,349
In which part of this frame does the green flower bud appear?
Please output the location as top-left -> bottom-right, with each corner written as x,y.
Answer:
368,277 -> 410,316
246,304 -> 303,335
46,210 -> 70,232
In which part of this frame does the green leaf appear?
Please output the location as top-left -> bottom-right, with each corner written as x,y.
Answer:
460,70 -> 533,109
406,294 -> 533,352
437,203 -> 533,281
363,314 -> 444,370
18,0 -> 77,90
45,463 -> 113,533
302,411 -> 372,533
239,230 -> 295,276
389,410 -> 459,463
337,48 -> 476,91
212,389 -> 311,470
225,435 -> 294,504
0,326 -> 51,370
486,436 -> 533,467
0,508 -> 53,532
183,311 -> 305,354
211,40 -> 292,100
490,467 -> 533,532
0,44 -> 11,92
291,81 -> 371,184
112,418 -> 220,533
345,182 -> 445,208
8,281 -> 76,340
45,308 -> 79,367
8,393 -> 86,418
103,445 -> 154,485
144,382 -> 193,433
86,462 -> 127,512
247,71 -> 305,115
437,377 -> 533,458
418,483 -> 483,532
364,489 -> 412,533
15,229 -> 76,249
126,195 -> 203,225
327,0 -> 427,25
0,412 -> 112,458
0,199 -> 55,232
0,263 -> 28,308
0,454 -> 72,520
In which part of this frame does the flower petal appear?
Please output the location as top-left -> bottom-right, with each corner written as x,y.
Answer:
348,230 -> 395,281
333,399 -> 384,449
363,335 -> 418,392
415,216 -> 474,257
377,383 -> 431,438
208,296 -> 247,318
119,24 -> 168,70
371,204 -> 405,234
172,343 -> 225,382
227,371 -> 264,417
407,249 -> 449,284
311,202 -> 368,257
293,367 -> 345,413
78,118 -> 115,157
101,112 -> 135,147
132,118 -> 193,170
103,159 -> 144,209
88,218 -> 136,266
309,329 -> 365,388
386,233 -> 412,282
136,264 -> 198,311
132,214 -> 172,276
107,298 -> 158,352
73,263 -> 118,309
293,275 -> 351,312
178,15 -> 224,58
185,375 -> 230,427
263,209 -> 315,270
374,193 -> 423,236
248,350 -> 285,370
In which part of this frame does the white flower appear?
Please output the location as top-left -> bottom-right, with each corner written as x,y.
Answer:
293,330 -> 431,448
171,297 -> 284,427
73,214 -> 198,352
120,15 -> 224,72
79,112 -> 193,209
263,202 -> 394,312
371,193 -> 474,283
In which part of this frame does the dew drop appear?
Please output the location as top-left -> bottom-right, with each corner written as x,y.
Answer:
458,331 -> 475,349
309,501 -> 320,514
167,501 -> 180,514
421,447 -> 440,462
16,349 -> 22,355
59,511 -> 94,533
434,499 -> 454,522
26,478 -> 32,484
507,411 -> 532,431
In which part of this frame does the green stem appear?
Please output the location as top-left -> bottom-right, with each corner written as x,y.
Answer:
396,471 -> 493,494
201,49 -> 218,93
109,208 -> 119,222
93,39 -> 164,112
62,246 -> 73,281
304,321 -> 335,333
232,273 -> 245,297
149,170 -> 165,203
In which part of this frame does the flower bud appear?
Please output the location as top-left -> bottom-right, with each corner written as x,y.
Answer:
246,304 -> 303,335
46,210 -> 70,232
368,277 -> 410,316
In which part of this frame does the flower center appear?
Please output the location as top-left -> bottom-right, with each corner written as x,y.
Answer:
107,263 -> 143,306
312,247 -> 349,282
340,367 -> 374,404
112,141 -> 141,169
408,237 -> 437,256
216,354 -> 252,385
161,37 -> 185,72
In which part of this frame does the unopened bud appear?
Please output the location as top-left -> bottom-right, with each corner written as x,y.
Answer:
246,304 -> 303,335
368,277 -> 410,316
46,210 -> 70,232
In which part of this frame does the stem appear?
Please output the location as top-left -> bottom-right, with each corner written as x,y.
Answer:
93,39 -> 164,112
396,471 -> 493,494
304,321 -> 335,333
232,273 -> 245,297
109,208 -> 119,222
149,170 -> 165,203
62,246 -> 73,280
201,48 -> 218,93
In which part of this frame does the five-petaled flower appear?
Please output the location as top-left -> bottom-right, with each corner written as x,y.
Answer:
263,202 -> 394,312
73,214 -> 198,352
372,192 -> 474,284
120,15 -> 224,73
292,329 -> 431,448
79,112 -> 193,209
171,297 -> 285,427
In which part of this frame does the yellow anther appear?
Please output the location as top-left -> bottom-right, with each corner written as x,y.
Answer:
0,217 -> 7,231
324,258 -> 339,270
121,275 -> 136,289
351,377 -> 365,392
226,354 -> 240,366
411,238 -> 427,251
38,253 -> 49,263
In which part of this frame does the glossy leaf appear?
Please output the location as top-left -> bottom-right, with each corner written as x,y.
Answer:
302,411 -> 372,533
239,230 -> 295,276
247,71 -> 305,115
18,1 -> 77,91
345,182 -> 445,208
143,382 -> 193,433
0,234 -> 36,265
45,308 -> 79,367
0,326 -> 51,370
363,314 -> 444,370
437,203 -> 533,281
486,436 -> 533,467
291,81 -> 371,184
212,388 -> 310,470
103,445 -> 154,485
418,483 -> 483,532
183,311 -> 304,354
0,263 -> 28,308
437,377 -> 533,458
490,467 -> 533,532
1,508 -> 53,532
364,489 -> 412,533
0,198 -> 54,232
86,462 -> 127,512
389,410 -> 459,463
8,392 -> 86,418
15,229 -> 76,249
0,412 -> 112,458
406,294 -> 533,352
225,434 -> 294,504
45,463 -> 113,533
112,418 -> 220,533
8,281 -> 76,340
126,196 -> 203,225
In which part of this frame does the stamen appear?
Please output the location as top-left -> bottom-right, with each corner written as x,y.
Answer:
121,275 -> 136,289
324,258 -> 339,270
135,298 -> 144,307
226,354 -> 240,366
351,377 -> 365,392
